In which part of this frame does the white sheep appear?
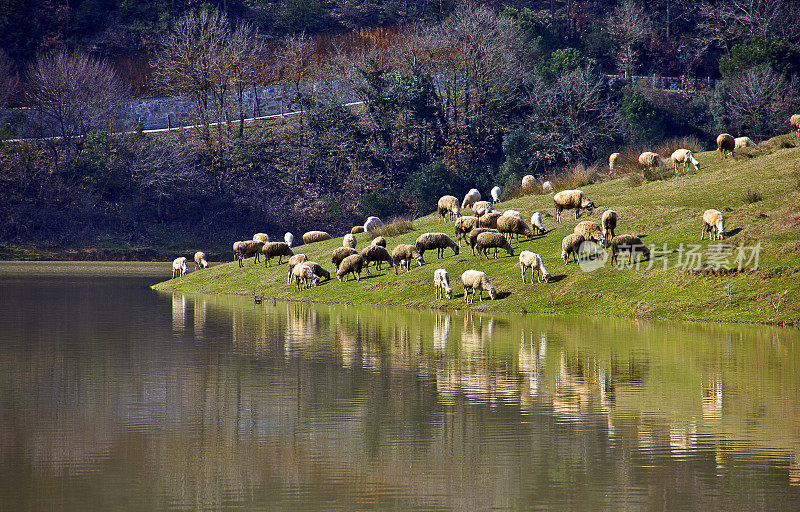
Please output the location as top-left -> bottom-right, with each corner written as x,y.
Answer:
670,149 -> 700,175
434,268 -> 453,299
475,231 -> 514,260
391,244 -> 424,274
521,175 -> 536,191
287,253 -> 308,283
601,210 -> 617,240
343,233 -> 357,249
193,251 -> 208,271
437,195 -> 460,223
553,189 -> 595,222
701,209 -> 726,240
490,186 -> 501,204
561,233 -> 585,263
639,151 -> 667,174
717,133 -> 735,159
172,257 -> 187,278
501,209 -> 523,220
284,232 -> 294,247
292,263 -> 319,291
519,251 -> 550,284
735,136 -> 756,149
461,188 -> 481,210
530,212 -> 544,235
791,114 -> 800,137
609,152 -> 620,173
364,216 -> 383,232
461,270 -> 496,302
253,233 -> 269,243
473,200 -> 492,216
542,181 -> 553,193
497,215 -> 533,242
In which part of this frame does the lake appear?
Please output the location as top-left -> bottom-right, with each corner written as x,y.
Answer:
1,262 -> 799,510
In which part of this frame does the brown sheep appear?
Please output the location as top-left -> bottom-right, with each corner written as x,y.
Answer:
497,215 -> 533,242
610,235 -> 650,265
478,211 -> 503,229
467,228 -> 498,256
561,233 -> 584,263
553,190 -> 595,222
716,133 -> 735,159
331,247 -> 358,270
337,254 -> 364,282
361,244 -> 392,272
261,242 -> 294,267
415,233 -> 460,259
454,216 -> 481,245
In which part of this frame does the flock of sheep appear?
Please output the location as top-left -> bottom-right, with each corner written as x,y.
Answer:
171,116 -> 800,301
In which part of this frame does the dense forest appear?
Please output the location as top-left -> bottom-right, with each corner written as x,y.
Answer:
0,0 -> 799,255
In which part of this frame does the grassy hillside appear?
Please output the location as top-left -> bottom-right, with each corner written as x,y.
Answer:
153,136 -> 800,325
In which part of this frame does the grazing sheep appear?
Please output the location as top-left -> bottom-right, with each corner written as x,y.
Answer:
172,257 -> 187,278
361,244 -> 392,272
261,241 -> 294,267
701,209 -> 726,240
610,235 -> 650,265
791,114 -> 800,137
521,175 -> 536,190
193,251 -> 208,271
497,215 -> 533,242
461,270 -> 496,302
542,181 -> 553,193
501,209 -> 523,220
415,233 -> 460,259
479,211 -> 503,229
574,220 -> 606,245
434,268 -> 453,300
473,200 -> 492,216
454,216 -> 481,244
437,195 -> 461,223
303,230 -> 331,244
601,210 -> 617,240
343,233 -> 357,249
461,188 -> 482,210
364,216 -> 383,232
476,231 -> 514,260
284,232 -> 294,247
304,261 -> 330,281
734,136 -> 756,149
351,226 -> 365,234
561,233 -> 585,263
336,254 -> 364,282
331,247 -> 358,270
671,149 -> 700,174
371,236 -> 387,247
609,152 -> 620,173
292,263 -> 319,291
253,233 -> 269,243
233,240 -> 265,267
287,253 -> 308,283
717,133 -> 735,158
391,244 -> 424,274
639,151 -> 667,174
490,186 -> 501,205
531,212 -> 545,235
467,228 -> 498,255
519,251 -> 550,284
553,189 -> 595,222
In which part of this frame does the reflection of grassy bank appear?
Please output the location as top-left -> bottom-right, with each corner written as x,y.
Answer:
175,296 -> 800,477
154,137 -> 800,325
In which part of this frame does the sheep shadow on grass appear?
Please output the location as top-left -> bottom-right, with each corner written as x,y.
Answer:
726,227 -> 743,237
546,274 -> 567,283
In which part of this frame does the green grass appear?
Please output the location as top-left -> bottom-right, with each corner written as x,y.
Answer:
153,134 -> 800,325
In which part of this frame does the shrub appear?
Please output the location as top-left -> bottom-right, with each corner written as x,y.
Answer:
620,88 -> 666,142
627,173 -> 643,187
369,217 -> 414,239
743,189 -> 763,204
360,190 -> 406,219
551,162 -> 600,191
537,48 -> 596,83
720,37 -> 800,78
655,136 -> 703,156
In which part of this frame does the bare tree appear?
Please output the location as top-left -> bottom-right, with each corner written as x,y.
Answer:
27,49 -> 122,143
0,49 -> 18,109
723,65 -> 798,140
696,0 -> 800,56
607,0 -> 652,78
229,22 -> 265,136
153,9 -> 231,143
524,67 -> 621,166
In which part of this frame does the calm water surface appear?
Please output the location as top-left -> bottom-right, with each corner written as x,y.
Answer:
1,261 -> 800,511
